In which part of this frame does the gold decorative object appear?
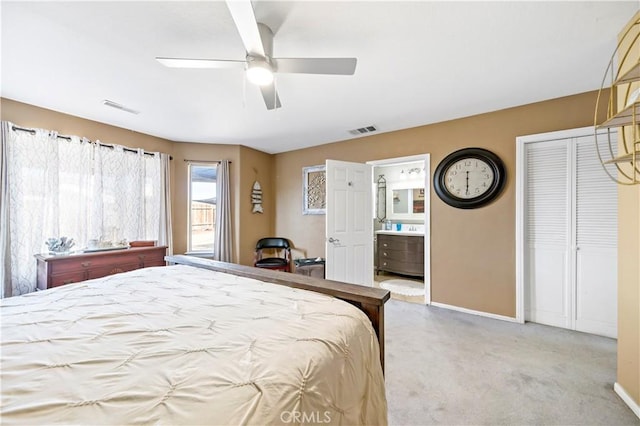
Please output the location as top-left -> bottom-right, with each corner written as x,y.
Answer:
594,16 -> 640,185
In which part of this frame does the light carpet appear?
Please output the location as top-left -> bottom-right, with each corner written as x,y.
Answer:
380,279 -> 425,296
384,300 -> 639,425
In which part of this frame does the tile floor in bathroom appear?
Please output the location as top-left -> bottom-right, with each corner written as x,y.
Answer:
373,271 -> 425,305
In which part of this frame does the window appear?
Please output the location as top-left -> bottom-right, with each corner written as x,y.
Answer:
188,163 -> 217,253
1,126 -> 163,296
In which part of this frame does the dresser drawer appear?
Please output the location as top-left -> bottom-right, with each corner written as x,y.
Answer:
377,235 -> 424,251
35,246 -> 168,290
86,252 -> 141,269
378,248 -> 410,262
380,248 -> 424,263
143,259 -> 167,268
46,257 -> 92,275
87,263 -> 141,280
378,259 -> 424,276
50,271 -> 87,288
137,249 -> 166,266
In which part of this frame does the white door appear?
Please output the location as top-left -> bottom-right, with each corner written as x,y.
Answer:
524,139 -> 572,329
325,160 -> 373,286
521,128 -> 618,338
574,134 -> 618,337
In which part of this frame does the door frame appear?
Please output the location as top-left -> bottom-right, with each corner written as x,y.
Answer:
515,126 -> 600,324
368,154 -> 431,304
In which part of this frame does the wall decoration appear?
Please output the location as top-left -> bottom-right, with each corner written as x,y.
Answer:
433,147 -> 506,209
376,174 -> 387,222
302,165 -> 326,215
412,188 -> 425,213
251,181 -> 263,213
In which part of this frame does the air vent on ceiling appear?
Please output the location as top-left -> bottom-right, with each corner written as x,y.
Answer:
348,125 -> 378,136
102,99 -> 140,115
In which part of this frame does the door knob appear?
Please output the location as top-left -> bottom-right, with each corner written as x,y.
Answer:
328,237 -> 340,243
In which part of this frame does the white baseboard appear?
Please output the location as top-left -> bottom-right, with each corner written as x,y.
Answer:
430,302 -> 519,323
614,382 -> 640,419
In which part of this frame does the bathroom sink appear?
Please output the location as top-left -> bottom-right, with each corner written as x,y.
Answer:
376,223 -> 424,236
375,230 -> 423,236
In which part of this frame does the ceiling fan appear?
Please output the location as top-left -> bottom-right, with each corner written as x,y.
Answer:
156,0 -> 357,110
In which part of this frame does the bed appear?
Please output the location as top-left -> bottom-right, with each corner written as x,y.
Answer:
1,255 -> 389,425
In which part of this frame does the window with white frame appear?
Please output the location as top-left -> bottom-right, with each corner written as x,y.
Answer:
187,163 -> 217,253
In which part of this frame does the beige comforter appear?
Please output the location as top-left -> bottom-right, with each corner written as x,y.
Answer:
1,265 -> 387,425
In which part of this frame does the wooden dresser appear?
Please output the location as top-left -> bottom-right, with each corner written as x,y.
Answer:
376,233 -> 424,277
35,246 -> 167,290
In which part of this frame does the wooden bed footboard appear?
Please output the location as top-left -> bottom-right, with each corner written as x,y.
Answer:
165,255 -> 391,371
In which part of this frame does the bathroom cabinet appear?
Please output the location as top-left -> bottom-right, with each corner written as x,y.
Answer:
376,233 -> 424,277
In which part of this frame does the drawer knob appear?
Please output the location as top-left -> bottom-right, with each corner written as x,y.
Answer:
81,262 -> 90,267
63,279 -> 74,284
383,262 -> 387,266
383,252 -> 387,256
383,243 -> 388,247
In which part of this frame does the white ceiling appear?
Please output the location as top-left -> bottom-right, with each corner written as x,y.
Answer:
2,1 -> 638,154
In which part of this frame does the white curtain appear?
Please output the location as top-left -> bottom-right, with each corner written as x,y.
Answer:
1,122 -> 13,298
0,122 -> 168,296
213,160 -> 232,262
91,145 -> 161,243
157,153 -> 173,255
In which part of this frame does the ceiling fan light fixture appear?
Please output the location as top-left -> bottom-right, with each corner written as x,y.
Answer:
246,59 -> 274,86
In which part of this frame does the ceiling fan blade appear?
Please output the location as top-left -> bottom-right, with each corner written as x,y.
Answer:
275,58 -> 357,75
259,84 -> 282,110
156,57 -> 246,69
225,0 -> 266,57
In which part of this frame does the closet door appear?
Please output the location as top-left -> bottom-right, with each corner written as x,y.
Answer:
523,130 -> 618,338
524,140 -> 571,329
574,134 -> 617,338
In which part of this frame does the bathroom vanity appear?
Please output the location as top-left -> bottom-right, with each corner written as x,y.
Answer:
376,231 -> 424,277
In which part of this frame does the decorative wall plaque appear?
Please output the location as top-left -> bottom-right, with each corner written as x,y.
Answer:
302,165 -> 326,215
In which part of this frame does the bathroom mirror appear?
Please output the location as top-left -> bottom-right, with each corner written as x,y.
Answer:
387,181 -> 426,220
392,189 -> 410,214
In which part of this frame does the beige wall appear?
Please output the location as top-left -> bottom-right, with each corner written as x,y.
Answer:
170,142 -> 241,260
237,146 -> 275,266
616,11 -> 640,408
0,98 -> 274,265
169,144 -> 276,265
274,90 -> 606,318
1,98 -> 174,154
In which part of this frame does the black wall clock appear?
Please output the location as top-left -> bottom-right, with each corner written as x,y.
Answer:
433,147 -> 506,209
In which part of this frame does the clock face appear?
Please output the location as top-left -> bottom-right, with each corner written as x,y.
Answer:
433,148 -> 506,209
444,158 -> 494,199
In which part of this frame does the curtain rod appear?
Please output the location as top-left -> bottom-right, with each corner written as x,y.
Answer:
183,159 -> 232,164
11,125 -> 173,160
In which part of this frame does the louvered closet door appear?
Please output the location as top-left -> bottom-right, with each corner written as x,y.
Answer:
524,130 -> 618,338
574,134 -> 617,338
524,139 -> 571,329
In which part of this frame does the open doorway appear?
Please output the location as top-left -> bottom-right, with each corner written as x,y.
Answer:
368,154 -> 430,305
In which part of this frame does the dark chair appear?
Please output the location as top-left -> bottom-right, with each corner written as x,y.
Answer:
254,237 -> 291,272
